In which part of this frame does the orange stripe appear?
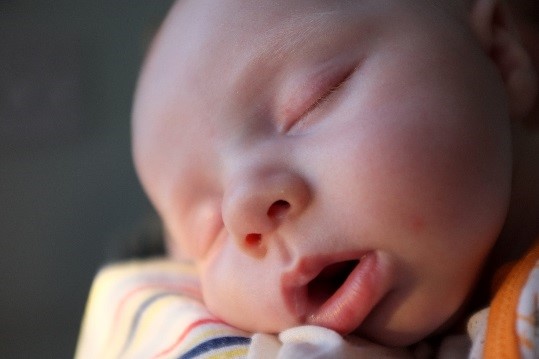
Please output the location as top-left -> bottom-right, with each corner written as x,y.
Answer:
484,240 -> 539,359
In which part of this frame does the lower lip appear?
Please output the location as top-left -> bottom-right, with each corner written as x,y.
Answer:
305,252 -> 392,334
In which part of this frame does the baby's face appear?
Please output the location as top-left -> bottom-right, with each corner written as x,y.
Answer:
133,0 -> 513,345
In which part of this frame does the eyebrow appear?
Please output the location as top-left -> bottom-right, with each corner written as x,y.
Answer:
252,10 -> 341,63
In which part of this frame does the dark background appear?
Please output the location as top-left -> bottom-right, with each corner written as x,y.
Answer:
0,1 -> 174,357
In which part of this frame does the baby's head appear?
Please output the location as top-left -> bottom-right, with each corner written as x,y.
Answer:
132,0 -> 537,346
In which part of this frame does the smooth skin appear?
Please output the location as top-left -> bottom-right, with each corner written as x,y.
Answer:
132,0 -> 538,346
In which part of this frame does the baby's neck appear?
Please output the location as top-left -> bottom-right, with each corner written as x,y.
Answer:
466,125 -> 539,315
491,16 -> 539,268
490,123 -> 539,269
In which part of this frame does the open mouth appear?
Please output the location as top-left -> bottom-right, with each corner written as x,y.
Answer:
307,260 -> 360,307
282,251 -> 392,334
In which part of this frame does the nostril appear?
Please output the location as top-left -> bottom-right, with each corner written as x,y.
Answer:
245,233 -> 262,246
267,200 -> 291,219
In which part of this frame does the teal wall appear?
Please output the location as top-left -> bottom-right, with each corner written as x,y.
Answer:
0,1 -> 174,357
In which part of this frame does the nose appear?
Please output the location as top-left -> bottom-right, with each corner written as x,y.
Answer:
222,168 -> 311,257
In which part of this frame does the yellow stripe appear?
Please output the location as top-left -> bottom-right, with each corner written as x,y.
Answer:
518,333 -> 534,349
129,295 -> 180,351
207,346 -> 249,359
516,312 -> 535,325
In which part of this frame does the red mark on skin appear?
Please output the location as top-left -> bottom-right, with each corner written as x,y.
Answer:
245,233 -> 262,246
410,216 -> 425,234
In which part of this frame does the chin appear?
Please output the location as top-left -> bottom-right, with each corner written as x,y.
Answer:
361,319 -> 464,349
353,327 -> 420,347
354,314 -> 449,347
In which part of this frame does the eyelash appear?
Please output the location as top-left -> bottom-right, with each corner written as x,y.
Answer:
306,73 -> 351,114
287,68 -> 355,133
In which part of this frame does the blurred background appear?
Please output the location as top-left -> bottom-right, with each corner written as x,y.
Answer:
0,1 -> 174,357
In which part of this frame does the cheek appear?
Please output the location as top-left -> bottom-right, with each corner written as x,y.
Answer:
350,122 -> 510,340
380,124 -> 509,248
198,241 -> 293,332
200,252 -> 243,322
348,33 -> 513,234
320,82 -> 512,263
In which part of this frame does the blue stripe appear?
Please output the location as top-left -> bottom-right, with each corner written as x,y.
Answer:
119,292 -> 178,356
179,336 -> 251,359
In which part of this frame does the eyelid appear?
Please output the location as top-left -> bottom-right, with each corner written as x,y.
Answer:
278,63 -> 357,133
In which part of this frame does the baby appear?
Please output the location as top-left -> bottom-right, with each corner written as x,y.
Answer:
78,0 -> 539,357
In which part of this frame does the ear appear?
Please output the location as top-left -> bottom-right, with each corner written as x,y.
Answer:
470,0 -> 537,120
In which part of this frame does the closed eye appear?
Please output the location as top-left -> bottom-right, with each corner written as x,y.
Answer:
303,70 -> 353,116
286,66 -> 356,134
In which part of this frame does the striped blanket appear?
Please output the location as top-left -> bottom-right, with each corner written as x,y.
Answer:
75,259 -> 252,358
76,241 -> 539,358
74,259 -> 412,358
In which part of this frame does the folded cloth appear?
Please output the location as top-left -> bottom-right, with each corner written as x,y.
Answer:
468,240 -> 539,359
76,241 -> 539,358
75,259 -> 412,358
75,259 -> 251,358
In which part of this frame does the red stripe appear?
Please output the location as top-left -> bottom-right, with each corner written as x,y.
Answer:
106,281 -> 201,352
152,318 -> 225,358
115,282 -> 199,322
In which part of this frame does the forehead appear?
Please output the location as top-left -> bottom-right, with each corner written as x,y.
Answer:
133,1 -> 373,139
135,0 -> 399,117
132,0 -> 470,158
137,0 -> 463,99
169,0 -> 364,51
145,0 -> 373,92
132,0 -> 466,157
